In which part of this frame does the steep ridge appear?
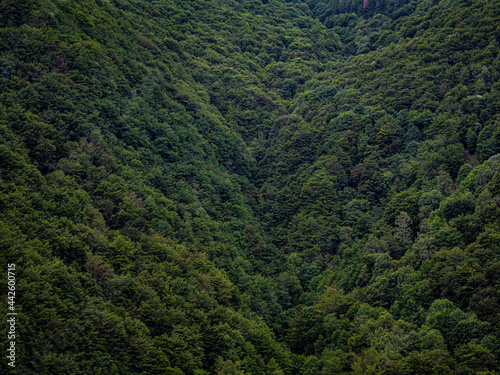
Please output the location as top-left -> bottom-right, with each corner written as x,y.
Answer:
1,0 -> 500,373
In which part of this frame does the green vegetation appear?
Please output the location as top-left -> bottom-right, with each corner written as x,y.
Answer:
1,0 -> 500,373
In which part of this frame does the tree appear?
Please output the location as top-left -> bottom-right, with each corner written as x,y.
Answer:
395,211 -> 413,245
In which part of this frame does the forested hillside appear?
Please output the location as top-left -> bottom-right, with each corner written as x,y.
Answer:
1,0 -> 500,373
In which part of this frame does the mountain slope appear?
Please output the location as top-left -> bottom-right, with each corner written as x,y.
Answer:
1,0 -> 500,374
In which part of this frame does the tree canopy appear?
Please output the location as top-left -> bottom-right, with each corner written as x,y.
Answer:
2,0 -> 500,373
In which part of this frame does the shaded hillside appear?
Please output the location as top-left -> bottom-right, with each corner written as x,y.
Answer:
1,0 -> 500,374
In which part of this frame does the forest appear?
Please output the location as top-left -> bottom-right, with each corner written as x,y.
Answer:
1,0 -> 500,373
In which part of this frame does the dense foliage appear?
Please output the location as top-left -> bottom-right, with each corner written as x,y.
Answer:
1,0 -> 500,373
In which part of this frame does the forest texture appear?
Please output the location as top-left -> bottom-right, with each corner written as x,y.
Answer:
2,0 -> 500,373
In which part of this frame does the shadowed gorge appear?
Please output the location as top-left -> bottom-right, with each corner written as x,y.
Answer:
2,0 -> 500,373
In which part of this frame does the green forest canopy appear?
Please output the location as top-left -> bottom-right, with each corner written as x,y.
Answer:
1,0 -> 500,373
